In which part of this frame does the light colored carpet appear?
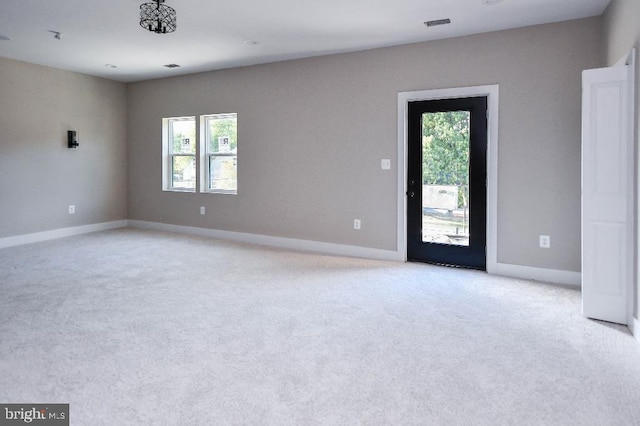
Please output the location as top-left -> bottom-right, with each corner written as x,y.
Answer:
0,228 -> 639,425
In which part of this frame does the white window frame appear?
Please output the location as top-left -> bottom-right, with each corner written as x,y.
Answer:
162,116 -> 196,192
200,113 -> 237,195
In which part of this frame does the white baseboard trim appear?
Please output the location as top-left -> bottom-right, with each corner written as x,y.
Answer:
127,221 -> 582,285
491,262 -> 581,287
633,318 -> 640,345
127,220 -> 403,262
0,220 -> 128,249
1,219 -> 583,287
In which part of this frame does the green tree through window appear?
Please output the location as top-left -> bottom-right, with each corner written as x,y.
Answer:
422,111 -> 470,208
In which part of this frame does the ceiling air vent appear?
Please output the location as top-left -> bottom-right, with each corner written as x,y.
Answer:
424,19 -> 451,27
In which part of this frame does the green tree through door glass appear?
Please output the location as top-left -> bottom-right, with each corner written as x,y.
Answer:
422,111 -> 470,246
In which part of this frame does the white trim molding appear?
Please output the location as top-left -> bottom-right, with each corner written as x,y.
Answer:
128,220 -> 403,262
492,262 -> 581,287
614,48 -> 637,330
397,84 -> 500,272
0,220 -> 127,249
0,218 -> 584,289
129,221 -> 583,287
623,48 -> 638,335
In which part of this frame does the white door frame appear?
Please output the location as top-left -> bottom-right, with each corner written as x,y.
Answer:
612,48 -> 636,331
397,85 -> 499,272
615,48 -> 636,330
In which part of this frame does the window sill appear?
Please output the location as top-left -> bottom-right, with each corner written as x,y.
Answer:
201,189 -> 237,195
163,188 -> 196,193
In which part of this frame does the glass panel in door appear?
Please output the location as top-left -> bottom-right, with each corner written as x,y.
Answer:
421,111 -> 470,246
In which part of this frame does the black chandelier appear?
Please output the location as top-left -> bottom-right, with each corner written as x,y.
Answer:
140,0 -> 176,34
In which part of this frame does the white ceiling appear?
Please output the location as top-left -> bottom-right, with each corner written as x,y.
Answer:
0,0 -> 611,83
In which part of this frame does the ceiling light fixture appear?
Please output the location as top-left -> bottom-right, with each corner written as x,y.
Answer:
140,0 -> 176,34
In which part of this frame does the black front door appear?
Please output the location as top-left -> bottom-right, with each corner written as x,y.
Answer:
407,96 -> 487,270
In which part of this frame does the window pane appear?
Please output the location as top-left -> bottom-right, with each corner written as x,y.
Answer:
172,155 -> 196,189
207,114 -> 237,154
209,155 -> 237,191
170,119 -> 196,155
422,111 -> 470,246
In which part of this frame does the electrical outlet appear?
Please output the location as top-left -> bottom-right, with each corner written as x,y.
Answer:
539,235 -> 550,248
354,219 -> 361,230
381,159 -> 391,170
68,205 -> 75,214
200,206 -> 205,215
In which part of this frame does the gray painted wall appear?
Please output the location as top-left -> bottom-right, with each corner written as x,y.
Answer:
603,0 -> 640,321
0,58 -> 128,237
128,18 -> 602,273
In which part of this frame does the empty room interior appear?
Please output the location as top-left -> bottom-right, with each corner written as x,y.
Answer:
1,0 -> 640,424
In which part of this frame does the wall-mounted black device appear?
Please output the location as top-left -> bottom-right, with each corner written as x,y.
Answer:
68,130 -> 79,149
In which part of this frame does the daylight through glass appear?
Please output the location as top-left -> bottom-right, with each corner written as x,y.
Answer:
421,111 -> 470,246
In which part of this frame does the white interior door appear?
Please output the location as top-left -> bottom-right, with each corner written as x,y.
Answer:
582,65 -> 632,325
